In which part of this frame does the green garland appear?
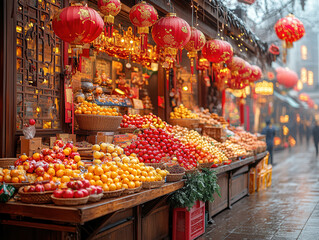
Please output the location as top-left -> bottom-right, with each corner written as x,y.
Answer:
169,169 -> 221,210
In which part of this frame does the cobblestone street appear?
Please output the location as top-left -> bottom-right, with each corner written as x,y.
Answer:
200,144 -> 319,240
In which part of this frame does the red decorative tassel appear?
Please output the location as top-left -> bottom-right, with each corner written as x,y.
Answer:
141,34 -> 148,53
190,58 -> 194,75
166,69 -> 169,91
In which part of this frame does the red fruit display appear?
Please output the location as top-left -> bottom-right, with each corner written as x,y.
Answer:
35,184 -> 45,192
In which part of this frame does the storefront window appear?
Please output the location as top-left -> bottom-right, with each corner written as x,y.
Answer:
16,0 -> 63,130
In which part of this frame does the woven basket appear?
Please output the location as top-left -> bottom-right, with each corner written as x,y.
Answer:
202,126 -> 224,140
123,185 -> 142,195
169,119 -> 199,129
88,193 -> 104,203
75,114 -> 123,131
18,188 -> 53,204
198,162 -> 213,169
185,168 -> 197,175
117,127 -> 139,134
142,180 -> 165,189
102,188 -> 124,199
51,195 -> 89,206
166,173 -> 185,182
9,182 -> 32,191
0,158 -> 17,168
144,162 -> 165,169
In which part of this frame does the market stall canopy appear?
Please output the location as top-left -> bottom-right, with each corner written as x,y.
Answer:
274,91 -> 300,108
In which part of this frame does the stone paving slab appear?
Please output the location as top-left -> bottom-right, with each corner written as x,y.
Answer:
200,144 -> 319,240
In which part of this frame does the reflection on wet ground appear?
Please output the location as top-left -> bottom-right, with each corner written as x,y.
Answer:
200,144 -> 319,240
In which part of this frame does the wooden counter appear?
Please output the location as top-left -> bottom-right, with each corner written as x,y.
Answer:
0,152 -> 267,240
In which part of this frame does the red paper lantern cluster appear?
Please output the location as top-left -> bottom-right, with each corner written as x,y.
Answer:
129,1 -> 158,52
184,27 -> 206,74
274,14 -> 305,47
276,67 -> 298,88
202,39 -> 233,63
52,4 -> 104,46
98,0 -> 121,37
249,65 -> 262,82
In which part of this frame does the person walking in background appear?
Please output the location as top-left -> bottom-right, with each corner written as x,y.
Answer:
262,120 -> 276,165
299,122 -> 305,145
305,121 -> 311,149
313,121 -> 319,157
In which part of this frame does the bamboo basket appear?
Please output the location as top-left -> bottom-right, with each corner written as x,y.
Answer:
75,114 -> 123,131
123,185 -> 142,195
202,126 -> 225,141
18,188 -> 53,204
0,158 -> 17,169
142,180 -> 165,189
166,173 -> 185,182
102,188 -> 124,199
51,195 -> 89,206
169,119 -> 199,129
88,193 -> 104,203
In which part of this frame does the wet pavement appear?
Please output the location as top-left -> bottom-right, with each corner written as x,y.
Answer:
200,143 -> 319,240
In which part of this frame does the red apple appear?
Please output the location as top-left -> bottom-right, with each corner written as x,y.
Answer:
96,186 -> 103,194
73,190 -> 84,198
74,181 -> 84,190
62,189 -> 74,198
44,183 -> 52,191
44,155 -> 53,163
52,146 -> 60,153
28,186 -> 36,192
67,181 -> 75,189
81,189 -> 89,197
65,142 -> 74,149
56,153 -> 65,161
29,119 -> 36,125
54,140 -> 64,148
53,189 -> 64,198
69,152 -> 80,159
81,179 -> 90,188
23,186 -> 31,192
35,166 -> 45,176
35,184 -> 45,192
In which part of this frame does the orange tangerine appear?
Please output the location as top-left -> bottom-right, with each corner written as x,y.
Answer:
94,166 -> 104,176
85,172 -> 94,180
0,176 -> 3,182
43,173 -> 52,181
65,169 -> 73,176
109,183 -> 117,191
115,182 -> 122,190
3,175 -> 11,183
56,169 -> 65,178
93,175 -> 101,181
141,171 -> 148,177
47,168 -> 55,176
93,151 -> 102,159
18,175 -> 26,182
59,182 -> 67,189
110,165 -> 118,172
122,177 -> 130,185
74,155 -> 81,163
105,172 -> 111,178
122,183 -> 128,189
135,181 -> 141,187
128,181 -> 135,189
89,180 -> 96,186
61,176 -> 70,183
111,172 -> 118,179
88,166 -> 95,174
11,177 -> 19,183
140,176 -> 146,182
113,177 -> 120,183
101,174 -> 108,183
128,174 -> 134,181
36,176 -> 44,182
131,169 -> 137,176
96,180 -> 103,186
77,161 -> 85,167
102,184 -> 109,191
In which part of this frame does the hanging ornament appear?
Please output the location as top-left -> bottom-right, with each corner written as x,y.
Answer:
52,3 -> 104,48
129,1 -> 158,53
276,67 -> 298,88
249,65 -> 262,83
152,13 -> 191,89
98,0 -> 121,37
202,39 -> 233,63
184,27 -> 206,75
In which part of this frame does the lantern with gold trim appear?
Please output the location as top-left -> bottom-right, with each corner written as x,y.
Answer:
249,65 -> 262,83
98,0 -> 121,37
202,39 -> 233,63
52,3 -> 104,48
129,1 -> 158,53
184,27 -> 206,75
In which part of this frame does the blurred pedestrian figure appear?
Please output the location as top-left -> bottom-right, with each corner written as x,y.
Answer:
305,121 -> 311,148
262,120 -> 276,165
299,122 -> 305,145
313,121 -> 319,157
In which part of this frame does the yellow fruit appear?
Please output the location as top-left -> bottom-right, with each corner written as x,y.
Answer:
93,151 -> 102,159
61,176 -> 70,183
122,183 -> 129,189
56,169 -> 65,178
128,181 -> 135,189
94,166 -> 104,176
93,175 -> 101,181
109,183 -> 117,191
102,184 -> 109,191
115,182 -> 122,190
96,180 -> 103,186
90,180 -> 96,185
111,172 -> 118,179
65,169 -> 73,176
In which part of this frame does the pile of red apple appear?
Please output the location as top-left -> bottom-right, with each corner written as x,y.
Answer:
120,113 -> 171,130
124,128 -> 198,170
14,140 -> 81,176
52,180 -> 103,199
23,181 -> 58,193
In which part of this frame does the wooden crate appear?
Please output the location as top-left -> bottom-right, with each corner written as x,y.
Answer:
20,136 -> 42,155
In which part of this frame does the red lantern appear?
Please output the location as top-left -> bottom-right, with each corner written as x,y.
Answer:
152,13 -> 191,69
98,0 -> 121,37
274,14 -> 305,48
276,68 -> 298,88
249,65 -> 262,82
202,39 -> 233,63
308,98 -> 314,108
184,27 -> 206,74
269,44 -> 280,55
129,1 -> 158,52
229,57 -> 246,77
52,4 -> 104,46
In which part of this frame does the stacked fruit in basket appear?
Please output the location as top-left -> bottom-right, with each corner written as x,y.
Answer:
198,112 -> 220,126
0,140 -> 85,185
75,101 -> 120,116
22,181 -> 58,193
170,105 -> 198,119
124,128 -> 198,170
172,126 -> 229,165
212,140 -> 247,159
210,113 -> 228,126
85,142 -> 168,191
120,113 -> 169,129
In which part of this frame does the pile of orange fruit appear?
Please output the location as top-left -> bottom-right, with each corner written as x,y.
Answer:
0,168 -> 27,183
84,143 -> 168,192
75,101 -> 120,116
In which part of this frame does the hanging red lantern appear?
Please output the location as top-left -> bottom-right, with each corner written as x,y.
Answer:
229,57 -> 246,77
129,1 -> 158,53
152,13 -> 191,68
52,4 -> 104,47
184,27 -> 206,75
202,39 -> 233,63
276,68 -> 298,88
269,44 -> 280,55
249,65 -> 262,82
98,0 -> 121,37
274,14 -> 305,48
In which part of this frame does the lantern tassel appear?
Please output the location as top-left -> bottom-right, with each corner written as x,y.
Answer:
141,33 -> 148,53
190,58 -> 194,75
166,69 -> 169,91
